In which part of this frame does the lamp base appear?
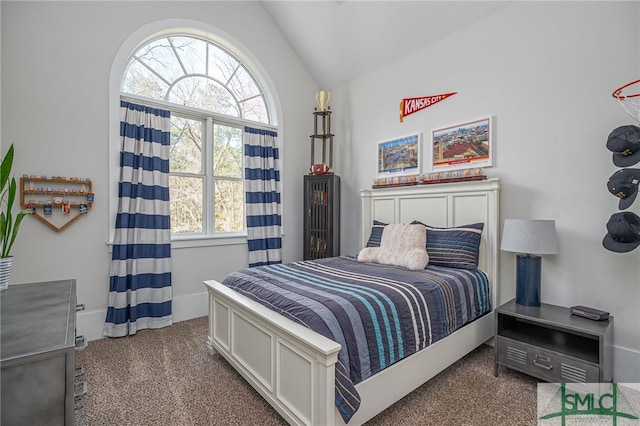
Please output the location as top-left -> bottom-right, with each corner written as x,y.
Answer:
516,254 -> 541,307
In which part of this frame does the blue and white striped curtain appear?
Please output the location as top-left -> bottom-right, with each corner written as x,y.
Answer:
244,127 -> 282,267
104,101 -> 172,337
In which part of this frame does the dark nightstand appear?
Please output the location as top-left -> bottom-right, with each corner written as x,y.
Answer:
495,299 -> 613,383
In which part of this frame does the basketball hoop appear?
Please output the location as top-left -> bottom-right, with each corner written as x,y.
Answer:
612,79 -> 640,124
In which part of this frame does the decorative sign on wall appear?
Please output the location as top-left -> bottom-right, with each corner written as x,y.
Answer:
430,116 -> 493,173
399,92 -> 457,122
20,175 -> 93,232
377,133 -> 421,179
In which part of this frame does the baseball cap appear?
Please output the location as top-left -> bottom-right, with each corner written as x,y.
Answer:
607,168 -> 640,210
603,212 -> 640,253
606,125 -> 640,167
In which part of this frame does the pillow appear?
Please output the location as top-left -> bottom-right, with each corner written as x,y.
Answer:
357,247 -> 379,263
412,221 -> 484,270
358,223 -> 429,270
365,220 -> 387,247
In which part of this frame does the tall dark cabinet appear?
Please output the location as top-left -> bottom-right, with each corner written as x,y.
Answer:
303,174 -> 340,260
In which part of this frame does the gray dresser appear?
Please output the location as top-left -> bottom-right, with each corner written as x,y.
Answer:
1,279 -> 82,425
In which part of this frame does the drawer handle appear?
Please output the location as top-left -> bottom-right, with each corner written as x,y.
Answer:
76,303 -> 86,312
74,381 -> 87,399
75,335 -> 88,351
533,360 -> 553,370
75,366 -> 85,378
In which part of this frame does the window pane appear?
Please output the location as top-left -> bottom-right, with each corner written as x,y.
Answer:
228,66 -> 260,101
229,67 -> 269,123
122,59 -> 170,99
213,125 -> 242,178
169,36 -> 206,75
208,44 -> 239,84
240,96 -> 269,123
168,76 -> 239,116
215,179 -> 243,232
170,117 -> 202,174
135,38 -> 185,83
170,176 -> 203,234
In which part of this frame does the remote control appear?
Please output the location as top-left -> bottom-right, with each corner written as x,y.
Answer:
570,305 -> 610,321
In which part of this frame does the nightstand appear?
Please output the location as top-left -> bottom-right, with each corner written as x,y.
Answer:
495,299 -> 613,383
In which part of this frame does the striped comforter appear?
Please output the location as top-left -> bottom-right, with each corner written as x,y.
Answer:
221,256 -> 491,423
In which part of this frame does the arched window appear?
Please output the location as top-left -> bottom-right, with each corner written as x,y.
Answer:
119,33 -> 276,238
123,35 -> 270,124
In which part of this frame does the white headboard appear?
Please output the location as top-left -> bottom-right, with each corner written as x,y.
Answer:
360,178 -> 500,309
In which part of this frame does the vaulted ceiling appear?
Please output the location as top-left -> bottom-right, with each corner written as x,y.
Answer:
262,1 -> 512,90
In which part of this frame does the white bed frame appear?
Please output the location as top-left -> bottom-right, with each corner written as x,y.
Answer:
204,178 -> 500,426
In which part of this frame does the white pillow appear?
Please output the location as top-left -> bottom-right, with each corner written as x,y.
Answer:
357,223 -> 429,270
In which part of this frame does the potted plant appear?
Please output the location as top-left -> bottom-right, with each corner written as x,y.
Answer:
0,144 -> 30,290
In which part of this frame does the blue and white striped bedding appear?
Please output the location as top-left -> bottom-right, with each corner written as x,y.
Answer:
221,256 -> 491,423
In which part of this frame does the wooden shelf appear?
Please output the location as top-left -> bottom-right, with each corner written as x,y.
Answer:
422,175 -> 487,185
20,177 -> 93,232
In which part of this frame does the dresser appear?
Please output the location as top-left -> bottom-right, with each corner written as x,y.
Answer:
1,279 -> 83,425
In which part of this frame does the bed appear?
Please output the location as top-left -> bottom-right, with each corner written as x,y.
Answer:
204,178 -> 500,426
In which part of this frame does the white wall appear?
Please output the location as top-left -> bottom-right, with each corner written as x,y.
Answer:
333,1 -> 640,381
1,2 -> 316,339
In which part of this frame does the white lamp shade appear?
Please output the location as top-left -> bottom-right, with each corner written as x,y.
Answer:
500,219 -> 558,255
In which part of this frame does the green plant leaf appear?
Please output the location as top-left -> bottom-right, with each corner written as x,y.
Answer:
6,177 -> 16,211
0,145 -> 14,197
0,213 -> 6,252
0,146 -> 28,258
1,209 -> 12,258
4,209 -> 29,258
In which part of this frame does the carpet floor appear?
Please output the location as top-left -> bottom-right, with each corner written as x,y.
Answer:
75,316 -> 539,426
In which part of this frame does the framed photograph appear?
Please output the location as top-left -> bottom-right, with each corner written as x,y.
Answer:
377,133 -> 421,178
430,117 -> 493,172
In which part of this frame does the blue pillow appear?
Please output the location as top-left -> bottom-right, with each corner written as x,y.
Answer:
365,220 -> 387,247
412,221 -> 484,270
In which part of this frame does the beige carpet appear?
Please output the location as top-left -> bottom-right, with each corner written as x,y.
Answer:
75,316 -> 538,426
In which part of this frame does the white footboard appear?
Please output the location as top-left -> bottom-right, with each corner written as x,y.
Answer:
204,280 -> 341,426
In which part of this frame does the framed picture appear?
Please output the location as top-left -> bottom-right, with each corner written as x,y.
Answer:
430,117 -> 493,172
377,133 -> 421,178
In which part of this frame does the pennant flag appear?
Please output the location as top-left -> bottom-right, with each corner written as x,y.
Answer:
399,92 -> 457,122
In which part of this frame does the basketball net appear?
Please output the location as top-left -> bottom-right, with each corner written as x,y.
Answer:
613,78 -> 640,125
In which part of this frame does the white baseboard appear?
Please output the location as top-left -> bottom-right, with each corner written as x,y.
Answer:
77,291 -> 209,342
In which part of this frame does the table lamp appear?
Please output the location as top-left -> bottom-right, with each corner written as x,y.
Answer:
500,219 -> 558,307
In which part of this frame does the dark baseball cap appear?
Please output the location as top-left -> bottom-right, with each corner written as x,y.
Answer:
606,125 -> 640,167
607,168 -> 640,210
603,212 -> 640,253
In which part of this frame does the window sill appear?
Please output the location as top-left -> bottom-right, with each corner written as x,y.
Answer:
171,234 -> 247,249
106,233 -> 247,252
